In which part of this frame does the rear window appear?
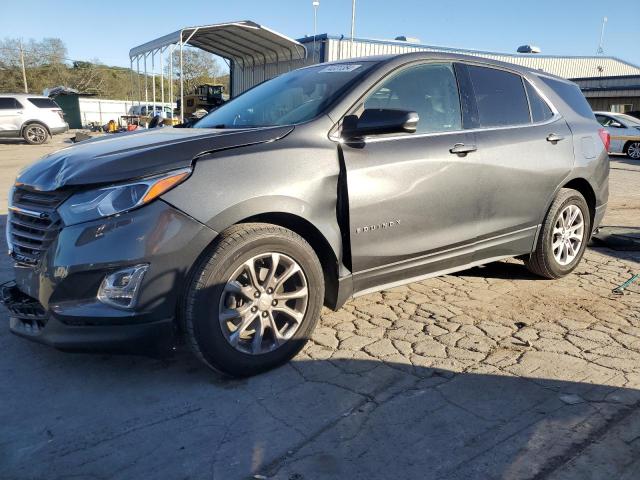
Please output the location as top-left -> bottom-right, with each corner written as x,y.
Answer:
539,77 -> 594,119
466,65 -> 531,127
28,98 -> 60,109
525,82 -> 554,123
0,98 -> 22,109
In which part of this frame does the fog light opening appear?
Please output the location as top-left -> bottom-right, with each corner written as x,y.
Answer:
97,264 -> 149,309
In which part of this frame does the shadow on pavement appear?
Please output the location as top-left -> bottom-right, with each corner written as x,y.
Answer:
610,158 -> 640,170
1,341 -> 638,480
452,260 -> 541,281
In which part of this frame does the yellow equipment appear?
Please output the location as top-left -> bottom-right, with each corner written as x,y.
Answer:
179,84 -> 226,118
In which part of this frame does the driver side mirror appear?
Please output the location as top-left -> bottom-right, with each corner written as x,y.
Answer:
342,109 -> 419,139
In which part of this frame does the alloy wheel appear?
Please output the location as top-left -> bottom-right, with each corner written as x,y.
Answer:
218,252 -> 309,355
551,204 -> 584,266
628,142 -> 640,159
26,125 -> 47,144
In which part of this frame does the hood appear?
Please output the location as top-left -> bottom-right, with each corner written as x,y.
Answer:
17,126 -> 294,191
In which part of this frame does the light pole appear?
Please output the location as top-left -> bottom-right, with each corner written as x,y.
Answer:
350,0 -> 356,57
313,0 -> 319,63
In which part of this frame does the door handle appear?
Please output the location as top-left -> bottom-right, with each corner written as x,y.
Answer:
546,133 -> 565,143
449,143 -> 477,156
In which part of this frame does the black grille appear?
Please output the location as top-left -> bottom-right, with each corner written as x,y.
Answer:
8,187 -> 69,264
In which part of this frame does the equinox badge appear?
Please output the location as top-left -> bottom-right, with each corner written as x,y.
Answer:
355,220 -> 401,234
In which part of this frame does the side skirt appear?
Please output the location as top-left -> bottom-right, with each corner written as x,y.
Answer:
330,225 -> 539,308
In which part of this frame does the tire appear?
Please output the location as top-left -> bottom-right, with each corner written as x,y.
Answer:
624,141 -> 640,160
184,223 -> 324,377
22,123 -> 49,145
525,188 -> 591,279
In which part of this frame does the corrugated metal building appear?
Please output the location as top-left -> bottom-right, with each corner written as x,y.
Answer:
572,75 -> 640,113
299,34 -> 640,79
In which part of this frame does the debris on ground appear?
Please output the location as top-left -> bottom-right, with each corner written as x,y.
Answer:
612,274 -> 639,295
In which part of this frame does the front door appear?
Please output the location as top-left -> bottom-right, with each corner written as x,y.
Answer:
340,62 -> 482,293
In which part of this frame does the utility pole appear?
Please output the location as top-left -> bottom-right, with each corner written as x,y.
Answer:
597,16 -> 607,55
19,40 -> 28,93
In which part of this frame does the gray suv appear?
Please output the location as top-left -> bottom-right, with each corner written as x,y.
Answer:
3,53 -> 609,376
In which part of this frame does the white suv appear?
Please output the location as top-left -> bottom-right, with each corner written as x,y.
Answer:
0,94 -> 68,145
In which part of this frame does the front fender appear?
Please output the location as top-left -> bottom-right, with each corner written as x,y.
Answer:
206,195 -> 343,267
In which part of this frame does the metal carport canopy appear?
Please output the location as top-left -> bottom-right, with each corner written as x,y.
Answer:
129,20 -> 306,63
129,20 -> 307,121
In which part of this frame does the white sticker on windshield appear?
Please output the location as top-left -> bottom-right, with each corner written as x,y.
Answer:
319,64 -> 362,73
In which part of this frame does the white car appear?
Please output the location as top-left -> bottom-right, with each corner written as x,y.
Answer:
595,111 -> 640,159
128,105 -> 174,118
0,94 -> 68,145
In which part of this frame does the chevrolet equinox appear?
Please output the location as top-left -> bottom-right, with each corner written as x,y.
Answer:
3,53 -> 609,376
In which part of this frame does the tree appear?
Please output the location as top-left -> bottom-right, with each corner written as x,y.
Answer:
0,37 -> 229,101
0,37 -> 69,93
170,48 -> 225,94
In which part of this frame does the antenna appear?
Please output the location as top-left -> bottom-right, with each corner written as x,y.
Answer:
312,0 -> 319,62
597,16 -> 607,55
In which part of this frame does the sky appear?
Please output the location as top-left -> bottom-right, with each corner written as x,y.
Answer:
1,0 -> 637,68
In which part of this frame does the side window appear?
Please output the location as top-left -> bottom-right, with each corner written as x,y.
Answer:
28,98 -> 60,109
540,77 -> 595,119
596,115 -> 618,127
525,82 -> 554,122
363,63 -> 462,134
466,65 -> 531,127
0,98 -> 19,110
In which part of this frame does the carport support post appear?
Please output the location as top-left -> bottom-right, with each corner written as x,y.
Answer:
151,51 -> 156,116
160,48 -> 164,110
179,34 -> 184,123
178,28 -> 199,123
169,47 -> 173,114
144,54 -> 148,111
136,57 -> 141,108
129,58 -> 134,103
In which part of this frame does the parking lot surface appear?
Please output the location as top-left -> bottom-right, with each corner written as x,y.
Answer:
1,134 -> 639,479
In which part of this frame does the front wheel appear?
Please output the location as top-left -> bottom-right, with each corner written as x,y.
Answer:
525,188 -> 591,279
184,223 -> 324,377
625,141 -> 640,160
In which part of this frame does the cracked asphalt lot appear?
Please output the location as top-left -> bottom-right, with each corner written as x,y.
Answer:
1,136 -> 639,479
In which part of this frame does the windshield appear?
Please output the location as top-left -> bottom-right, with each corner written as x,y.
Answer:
195,62 -> 375,128
614,113 -> 640,127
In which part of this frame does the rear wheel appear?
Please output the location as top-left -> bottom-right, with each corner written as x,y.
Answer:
525,188 -> 591,279
22,124 -> 49,145
184,223 -> 324,377
624,141 -> 640,160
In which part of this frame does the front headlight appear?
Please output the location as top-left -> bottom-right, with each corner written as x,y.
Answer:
59,168 -> 191,225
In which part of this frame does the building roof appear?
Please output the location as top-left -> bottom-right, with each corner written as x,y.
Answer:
299,34 -> 640,79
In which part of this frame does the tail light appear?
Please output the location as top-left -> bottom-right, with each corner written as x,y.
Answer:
598,128 -> 610,152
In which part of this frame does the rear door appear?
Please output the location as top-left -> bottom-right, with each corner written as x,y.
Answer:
340,62 -> 480,292
0,97 -> 23,134
456,63 -> 574,260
